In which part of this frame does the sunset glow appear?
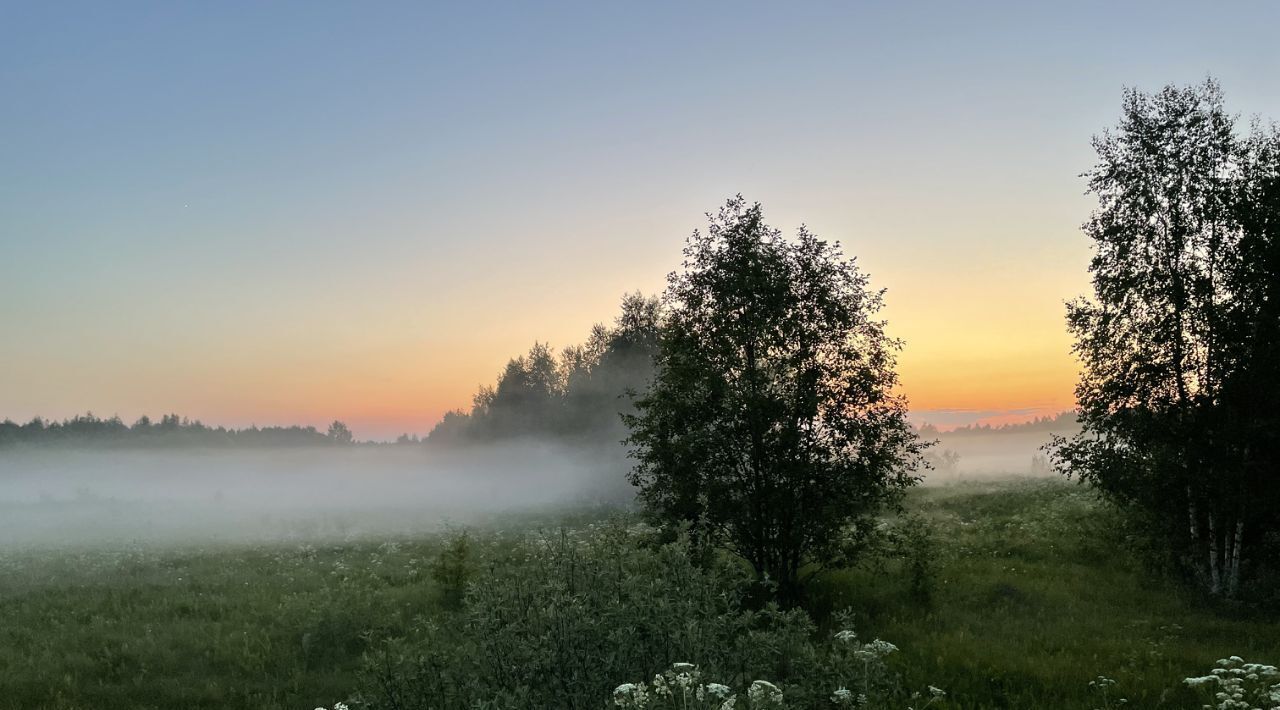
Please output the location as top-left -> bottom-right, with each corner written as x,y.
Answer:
3,2 -> 1277,439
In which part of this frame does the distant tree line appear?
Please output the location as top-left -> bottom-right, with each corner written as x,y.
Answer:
0,413 -> 362,449
426,292 -> 661,444
917,411 -> 1080,438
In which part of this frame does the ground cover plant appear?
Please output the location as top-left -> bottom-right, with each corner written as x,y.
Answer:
2,478 -> 1277,709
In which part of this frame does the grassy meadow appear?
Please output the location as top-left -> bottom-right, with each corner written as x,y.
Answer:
0,477 -> 1276,709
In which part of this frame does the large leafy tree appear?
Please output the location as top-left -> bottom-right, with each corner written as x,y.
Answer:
1052,80 -> 1280,596
625,197 -> 925,601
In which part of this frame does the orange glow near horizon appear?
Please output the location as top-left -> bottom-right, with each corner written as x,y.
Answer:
0,212 -> 1090,442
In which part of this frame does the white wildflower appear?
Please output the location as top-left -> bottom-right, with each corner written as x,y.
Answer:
614,682 -> 650,708
748,679 -> 783,706
867,639 -> 898,656
853,638 -> 897,662
1185,676 -> 1219,687
705,683 -> 732,700
1184,655 -> 1280,710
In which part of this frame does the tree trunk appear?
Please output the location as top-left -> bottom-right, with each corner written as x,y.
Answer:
1187,488 -> 1202,579
1207,512 -> 1221,595
1228,516 -> 1244,598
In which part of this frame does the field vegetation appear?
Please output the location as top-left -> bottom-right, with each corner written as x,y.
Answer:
2,478 -> 1276,709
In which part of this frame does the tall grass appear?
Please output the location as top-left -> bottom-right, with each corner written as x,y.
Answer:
0,478 -> 1276,709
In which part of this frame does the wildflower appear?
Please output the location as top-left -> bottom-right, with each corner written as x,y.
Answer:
614,682 -> 650,708
748,679 -> 783,706
866,639 -> 898,656
834,630 -> 858,644
705,683 -> 732,699
928,685 -> 946,698
1089,676 -> 1117,689
1183,656 -> 1280,710
853,638 -> 898,662
831,687 -> 853,705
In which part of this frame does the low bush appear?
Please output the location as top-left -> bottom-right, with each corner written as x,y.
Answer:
359,522 -> 933,710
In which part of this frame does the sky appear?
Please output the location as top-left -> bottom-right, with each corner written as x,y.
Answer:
2,1 -> 1279,440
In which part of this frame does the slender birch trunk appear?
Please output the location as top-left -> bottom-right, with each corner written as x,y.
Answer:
1207,511 -> 1221,595
1227,516 -> 1244,598
1187,487 -> 1201,579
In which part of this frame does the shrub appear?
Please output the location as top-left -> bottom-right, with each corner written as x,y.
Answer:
359,522 -> 931,710
428,531 -> 472,610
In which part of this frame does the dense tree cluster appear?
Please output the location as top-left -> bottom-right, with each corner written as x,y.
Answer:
427,293 -> 661,444
625,198 -> 925,601
0,412 -> 360,448
1052,80 -> 1280,597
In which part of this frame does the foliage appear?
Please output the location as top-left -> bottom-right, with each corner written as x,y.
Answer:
916,411 -> 1080,439
427,292 -> 662,444
1184,656 -> 1280,710
608,636 -> 942,710
3,480 -> 1278,709
328,421 -> 356,444
427,531 -> 472,610
810,479 -> 1280,709
1050,78 -> 1280,597
0,538 -> 438,709
625,197 -> 925,601
361,522 -> 828,710
0,412 -> 361,448
893,513 -> 939,606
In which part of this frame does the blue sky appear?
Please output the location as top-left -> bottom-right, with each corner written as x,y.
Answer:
3,1 -> 1279,438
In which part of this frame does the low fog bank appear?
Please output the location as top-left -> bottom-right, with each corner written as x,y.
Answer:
0,442 -> 633,548
0,425 -> 1074,547
922,429 -> 1066,482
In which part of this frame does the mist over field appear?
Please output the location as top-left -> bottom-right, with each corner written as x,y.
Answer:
0,420 -> 1068,550
927,430 -> 1059,477
0,442 -> 630,547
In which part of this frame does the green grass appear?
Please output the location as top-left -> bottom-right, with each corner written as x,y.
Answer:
0,478 -> 1276,709
812,478 -> 1280,709
0,539 -> 443,709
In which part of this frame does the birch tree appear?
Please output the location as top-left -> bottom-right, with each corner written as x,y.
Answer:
1052,79 -> 1280,596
